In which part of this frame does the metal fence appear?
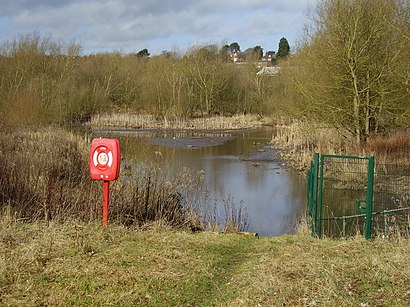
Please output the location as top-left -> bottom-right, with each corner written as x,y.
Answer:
307,153 -> 410,239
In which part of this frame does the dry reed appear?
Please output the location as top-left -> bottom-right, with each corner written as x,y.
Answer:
90,113 -> 267,130
271,120 -> 352,171
272,120 -> 410,171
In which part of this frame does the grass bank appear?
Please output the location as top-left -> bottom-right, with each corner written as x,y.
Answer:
1,220 -> 409,306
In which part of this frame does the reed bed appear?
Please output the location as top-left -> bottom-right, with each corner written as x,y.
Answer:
272,120 -> 410,171
90,113 -> 267,130
271,120 -> 352,171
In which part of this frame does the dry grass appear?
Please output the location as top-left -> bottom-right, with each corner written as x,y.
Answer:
365,131 -> 410,164
0,220 -> 408,306
272,120 -> 410,171
229,234 -> 410,306
0,127 -> 93,221
272,120 -> 353,171
90,113 -> 268,130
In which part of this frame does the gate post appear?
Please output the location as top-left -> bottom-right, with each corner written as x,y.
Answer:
365,156 -> 375,240
317,154 -> 325,238
312,153 -> 320,237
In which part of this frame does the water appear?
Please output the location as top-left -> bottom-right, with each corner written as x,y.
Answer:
93,127 -> 306,236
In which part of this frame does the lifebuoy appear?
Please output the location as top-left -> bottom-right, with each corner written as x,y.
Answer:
92,146 -> 113,169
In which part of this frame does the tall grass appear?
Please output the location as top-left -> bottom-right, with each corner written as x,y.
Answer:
90,113 -> 266,130
365,131 -> 410,164
271,120 -> 353,171
0,126 -> 95,221
272,120 -> 410,171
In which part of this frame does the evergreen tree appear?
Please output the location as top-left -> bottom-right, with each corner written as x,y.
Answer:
229,42 -> 240,52
136,48 -> 150,58
277,37 -> 290,59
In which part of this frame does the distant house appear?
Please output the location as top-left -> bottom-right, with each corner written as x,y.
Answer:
231,51 -> 240,63
225,48 -> 277,66
262,51 -> 277,66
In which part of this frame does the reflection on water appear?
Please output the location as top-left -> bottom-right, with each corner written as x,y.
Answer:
93,128 -> 306,236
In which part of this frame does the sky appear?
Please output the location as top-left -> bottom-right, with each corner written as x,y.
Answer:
0,0 -> 318,55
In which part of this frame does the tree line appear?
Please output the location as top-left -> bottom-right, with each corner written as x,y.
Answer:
0,34 -> 282,126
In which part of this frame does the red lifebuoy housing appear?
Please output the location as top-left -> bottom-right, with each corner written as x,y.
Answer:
89,138 -> 120,181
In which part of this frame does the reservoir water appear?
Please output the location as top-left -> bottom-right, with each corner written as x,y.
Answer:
93,127 -> 306,236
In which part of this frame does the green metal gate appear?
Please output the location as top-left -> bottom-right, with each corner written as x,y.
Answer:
307,153 -> 375,239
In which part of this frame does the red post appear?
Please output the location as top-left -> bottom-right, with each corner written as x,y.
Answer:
102,180 -> 110,228
90,138 -> 120,228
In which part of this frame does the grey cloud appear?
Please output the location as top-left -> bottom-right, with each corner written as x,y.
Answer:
1,0 -> 317,54
0,0 -> 76,15
121,0 -> 197,16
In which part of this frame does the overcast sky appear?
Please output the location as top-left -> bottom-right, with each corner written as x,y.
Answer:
0,0 -> 318,55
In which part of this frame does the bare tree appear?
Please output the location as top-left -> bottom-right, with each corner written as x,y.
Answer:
185,45 -> 228,116
287,0 -> 410,143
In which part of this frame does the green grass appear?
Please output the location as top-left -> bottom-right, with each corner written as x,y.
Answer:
1,220 -> 409,306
